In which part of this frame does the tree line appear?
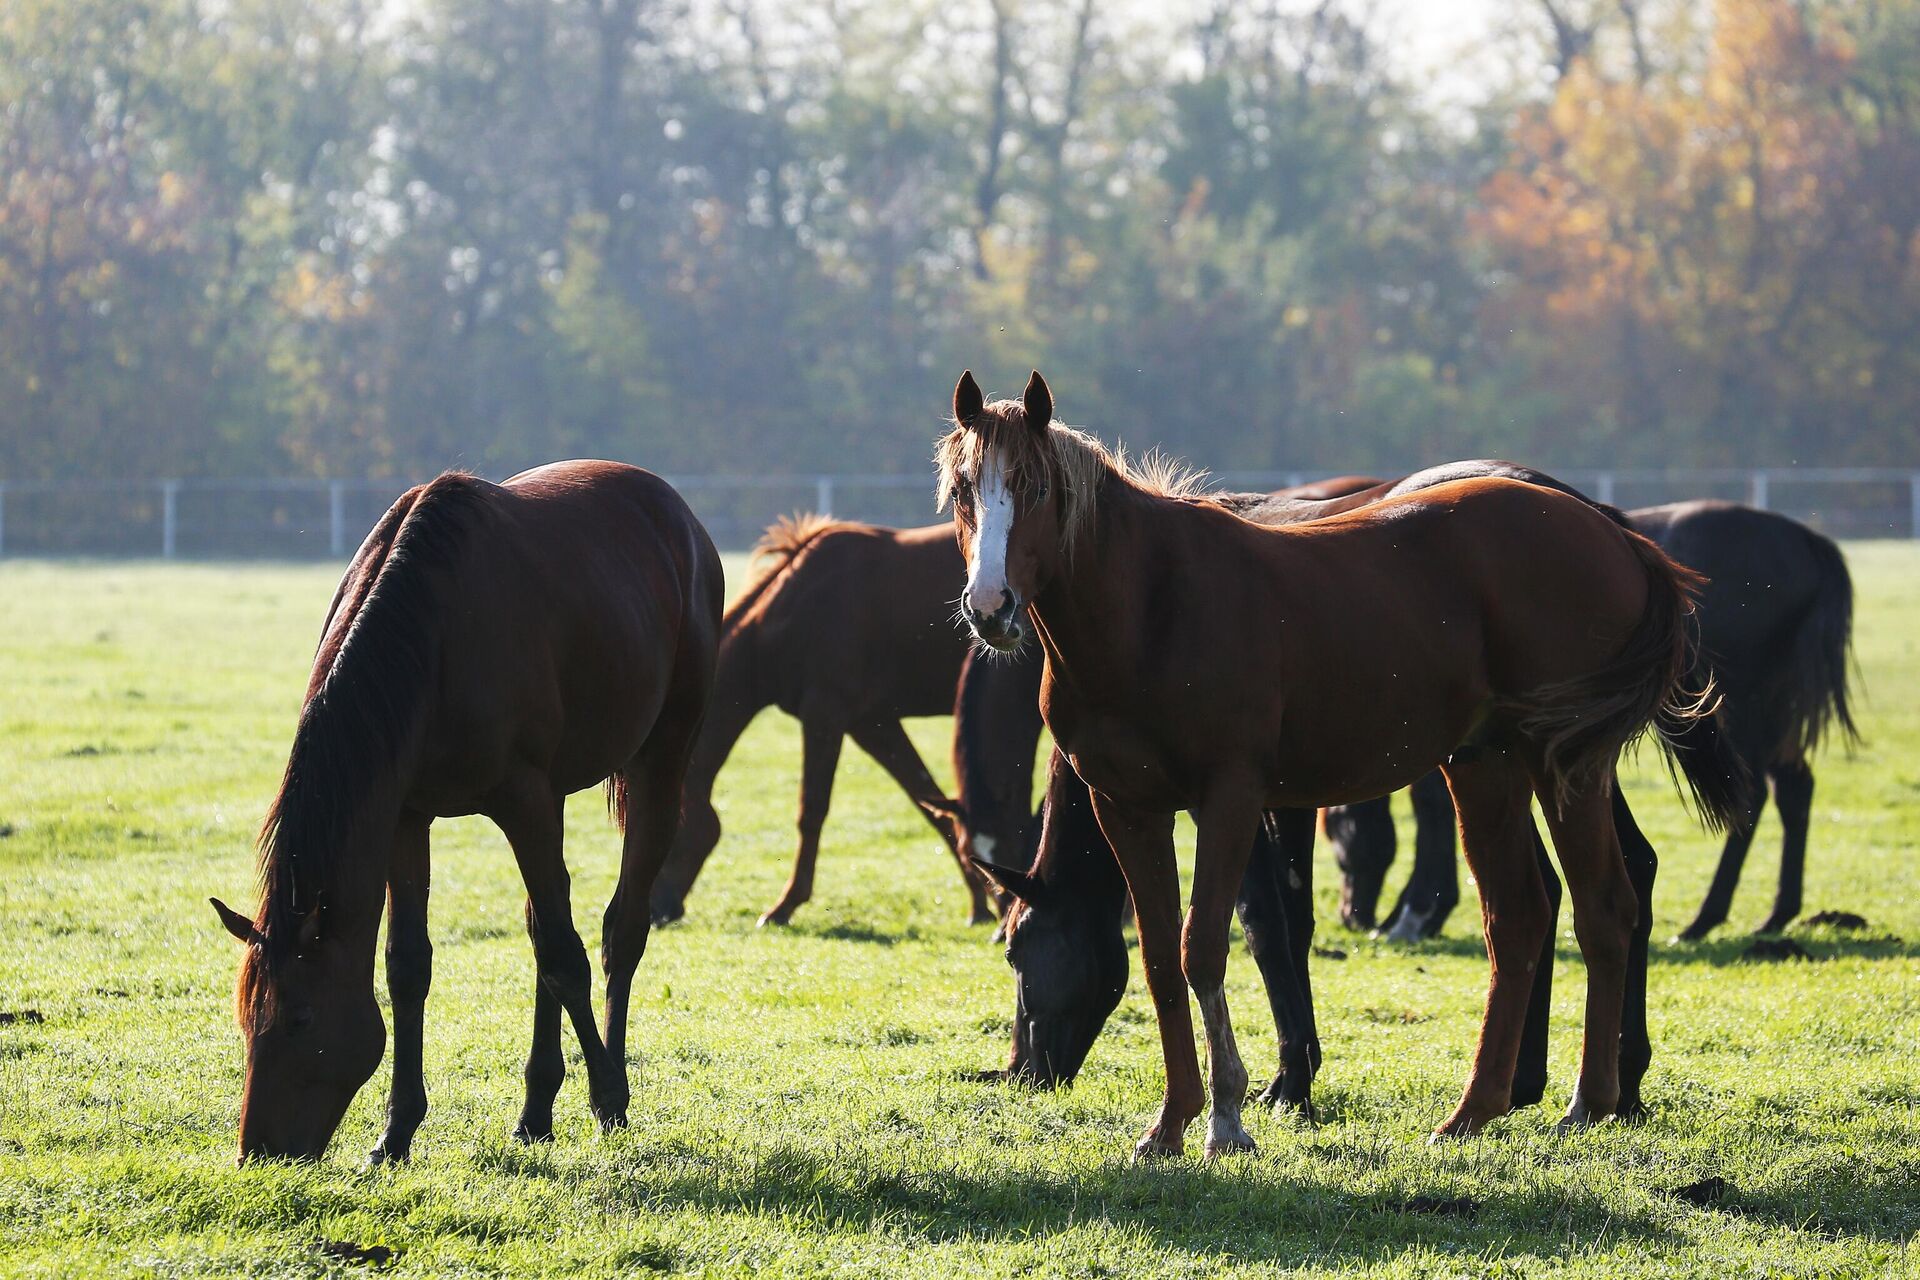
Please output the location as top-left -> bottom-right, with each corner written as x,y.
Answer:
2,0 -> 1915,485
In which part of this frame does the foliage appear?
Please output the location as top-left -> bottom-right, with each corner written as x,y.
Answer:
0,0 -> 1916,482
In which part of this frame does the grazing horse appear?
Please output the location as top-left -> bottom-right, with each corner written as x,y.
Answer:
938,370 -> 1742,1155
646,515 -> 994,928
1336,501 -> 1856,942
209,462 -> 722,1163
979,750 -> 1322,1111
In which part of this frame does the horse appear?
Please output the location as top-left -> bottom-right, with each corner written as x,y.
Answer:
958,460 -> 1667,1121
1335,501 -> 1857,942
938,370 -> 1743,1156
645,515 -> 994,928
208,462 -> 722,1163
978,750 -> 1323,1112
947,473 -> 1391,884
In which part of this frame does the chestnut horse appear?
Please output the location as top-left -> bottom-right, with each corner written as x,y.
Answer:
960,460 -> 1666,1120
939,370 -> 1742,1156
646,515 -> 993,928
209,462 -> 721,1162
1336,501 -> 1856,942
946,473 -> 1387,881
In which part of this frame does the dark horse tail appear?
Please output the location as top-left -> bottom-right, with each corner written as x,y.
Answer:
1778,526 -> 1859,760
1502,527 -> 1750,834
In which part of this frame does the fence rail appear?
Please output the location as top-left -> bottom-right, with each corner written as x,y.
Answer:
1,467 -> 1916,558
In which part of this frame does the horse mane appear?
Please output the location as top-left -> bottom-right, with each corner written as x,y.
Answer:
240,472 -> 492,1028
721,512 -> 844,631
935,401 -> 1210,560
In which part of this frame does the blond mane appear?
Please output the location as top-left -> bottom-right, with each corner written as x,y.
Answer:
934,400 -> 1210,558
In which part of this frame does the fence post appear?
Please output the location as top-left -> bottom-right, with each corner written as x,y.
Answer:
815,475 -> 834,515
329,481 -> 347,558
1749,470 -> 1770,510
1595,471 -> 1616,505
1911,472 -> 1920,540
160,480 -> 180,559
0,481 -> 7,559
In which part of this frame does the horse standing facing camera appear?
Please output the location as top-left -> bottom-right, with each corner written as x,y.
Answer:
210,461 -> 722,1164
936,369 -> 1744,1157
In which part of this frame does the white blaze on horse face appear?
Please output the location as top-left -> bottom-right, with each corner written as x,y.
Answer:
966,453 -> 1016,617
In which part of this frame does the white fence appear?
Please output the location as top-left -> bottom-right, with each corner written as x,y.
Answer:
0,468 -> 1916,558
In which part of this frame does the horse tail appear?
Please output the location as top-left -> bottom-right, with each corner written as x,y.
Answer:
1778,526 -> 1859,759
1502,527 -> 1749,833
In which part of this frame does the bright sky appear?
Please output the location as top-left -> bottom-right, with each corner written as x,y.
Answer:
1381,0 -> 1517,112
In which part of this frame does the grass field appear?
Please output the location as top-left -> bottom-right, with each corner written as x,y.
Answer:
1,546 -> 1916,1278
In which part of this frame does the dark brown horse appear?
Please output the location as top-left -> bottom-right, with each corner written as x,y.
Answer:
209,462 -> 722,1162
1336,501 -> 1857,942
939,370 -> 1742,1155
646,515 -> 994,928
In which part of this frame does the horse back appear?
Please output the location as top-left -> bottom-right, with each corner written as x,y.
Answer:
741,520 -> 969,718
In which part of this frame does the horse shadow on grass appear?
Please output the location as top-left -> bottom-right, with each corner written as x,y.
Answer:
540,1140 -> 1705,1269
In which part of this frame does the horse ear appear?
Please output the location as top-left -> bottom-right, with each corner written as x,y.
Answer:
210,897 -> 261,945
954,370 -> 985,427
1021,370 -> 1052,434
973,859 -> 1054,909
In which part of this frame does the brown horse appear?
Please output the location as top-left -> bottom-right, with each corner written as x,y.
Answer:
960,460 -> 1667,1121
646,515 -> 994,928
1335,500 -> 1857,942
209,462 -> 722,1162
939,370 -> 1742,1156
946,473 -> 1388,881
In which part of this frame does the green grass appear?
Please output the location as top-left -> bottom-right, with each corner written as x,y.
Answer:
1,547 -> 1916,1277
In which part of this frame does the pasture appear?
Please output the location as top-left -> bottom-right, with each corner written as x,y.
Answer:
1,549 -> 1916,1278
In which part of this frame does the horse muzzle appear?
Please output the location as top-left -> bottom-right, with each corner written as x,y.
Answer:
962,598 -> 1027,653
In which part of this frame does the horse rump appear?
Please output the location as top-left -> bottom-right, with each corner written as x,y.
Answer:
1498,529 -> 1750,833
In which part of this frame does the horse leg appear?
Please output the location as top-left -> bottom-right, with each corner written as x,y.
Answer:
1088,792 -> 1196,1160
1532,770 -> 1636,1129
851,718 -> 995,925
1612,787 -> 1657,1121
513,931 -> 565,1143
1677,736 -> 1768,941
1385,770 -> 1462,942
1243,809 -> 1321,1118
1186,781 -> 1265,1158
599,742 -> 701,1125
1755,757 -> 1813,935
1511,820 -> 1560,1111
1327,797 -> 1394,931
760,718 -> 843,926
370,811 -> 433,1164
498,782 -> 625,1133
1434,755 -> 1548,1139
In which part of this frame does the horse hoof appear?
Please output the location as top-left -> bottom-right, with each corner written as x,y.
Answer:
1615,1095 -> 1650,1125
1204,1120 -> 1257,1159
1430,1106 -> 1497,1142
1674,920 -> 1717,942
1556,1094 -> 1607,1132
757,908 -> 794,928
649,904 -> 685,927
968,910 -> 997,928
1132,1132 -> 1184,1162
510,1120 -> 555,1145
988,924 -> 1008,944
367,1145 -> 407,1168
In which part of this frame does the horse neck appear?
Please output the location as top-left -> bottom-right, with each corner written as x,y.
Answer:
1030,479 -> 1179,700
